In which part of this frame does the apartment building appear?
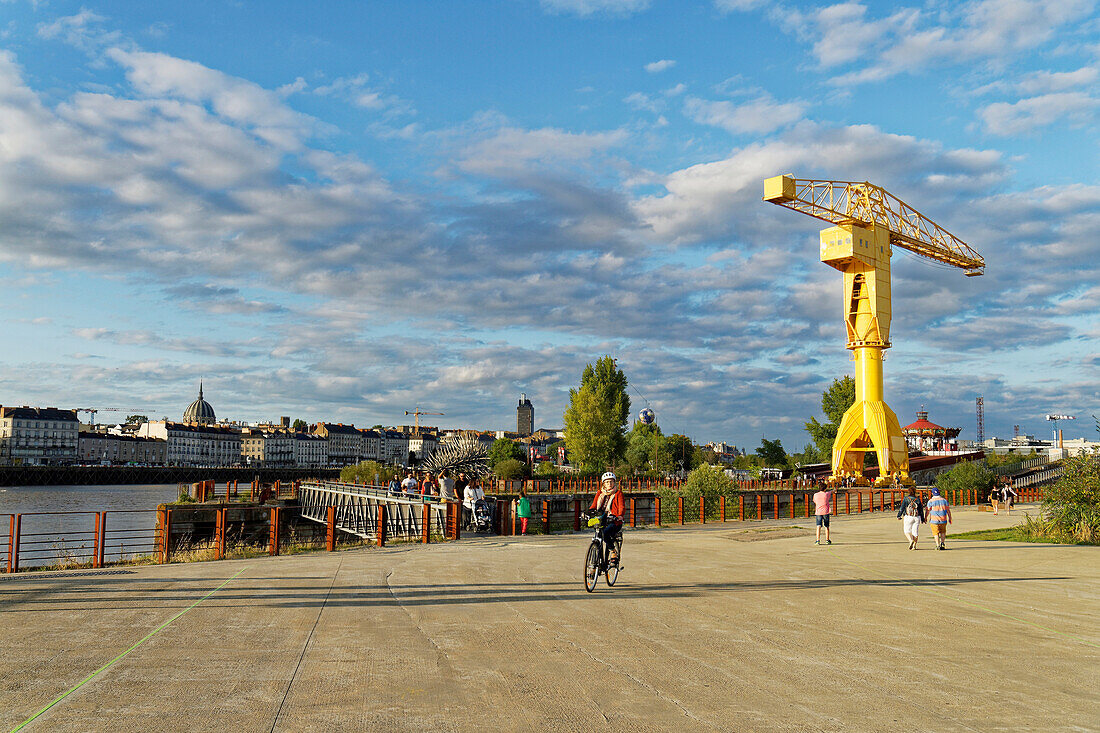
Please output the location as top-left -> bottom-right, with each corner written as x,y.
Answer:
0,406 -> 80,465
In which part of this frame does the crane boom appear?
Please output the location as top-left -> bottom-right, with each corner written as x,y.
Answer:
763,175 -> 985,275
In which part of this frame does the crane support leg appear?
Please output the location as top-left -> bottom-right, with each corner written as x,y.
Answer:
820,223 -> 910,486
831,348 -> 910,484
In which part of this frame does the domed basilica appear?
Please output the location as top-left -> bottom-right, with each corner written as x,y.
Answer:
183,382 -> 217,425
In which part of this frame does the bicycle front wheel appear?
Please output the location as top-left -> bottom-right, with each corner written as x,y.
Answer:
584,541 -> 601,593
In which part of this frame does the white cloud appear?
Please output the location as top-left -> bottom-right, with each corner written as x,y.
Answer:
540,0 -> 650,16
106,48 -> 315,150
455,125 -> 627,176
715,0 -> 766,10
779,0 -> 1096,85
683,94 -> 806,135
1015,65 -> 1099,94
664,83 -> 687,96
980,91 -> 1100,134
624,91 -> 663,112
645,59 -> 676,73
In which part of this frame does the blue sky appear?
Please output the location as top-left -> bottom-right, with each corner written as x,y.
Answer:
1,0 -> 1098,450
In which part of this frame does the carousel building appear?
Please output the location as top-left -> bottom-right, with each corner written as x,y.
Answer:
902,407 -> 961,452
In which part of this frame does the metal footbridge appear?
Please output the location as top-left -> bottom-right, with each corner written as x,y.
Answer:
298,481 -> 452,541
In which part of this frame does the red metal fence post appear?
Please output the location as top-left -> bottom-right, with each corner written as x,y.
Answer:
773,494 -> 778,520
269,507 -> 280,556
423,503 -> 431,544
160,508 -> 172,564
699,495 -> 706,524
93,512 -> 103,569
215,508 -> 226,560
804,493 -> 810,518
677,496 -> 684,525
739,494 -> 745,521
541,500 -> 549,535
789,492 -> 795,519
326,506 -> 336,551
9,514 -> 20,573
720,495 -> 726,522
654,496 -> 661,526
377,504 -> 387,547
630,498 -> 637,527
756,494 -> 762,520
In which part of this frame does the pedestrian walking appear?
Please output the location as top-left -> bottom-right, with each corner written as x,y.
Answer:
438,470 -> 458,501
387,474 -> 401,496
1002,481 -> 1018,515
926,488 -> 952,550
516,488 -> 532,535
990,485 -> 1000,515
813,482 -> 833,545
401,471 -> 418,496
897,487 -> 925,549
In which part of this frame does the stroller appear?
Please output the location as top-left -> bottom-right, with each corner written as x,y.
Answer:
466,498 -> 493,533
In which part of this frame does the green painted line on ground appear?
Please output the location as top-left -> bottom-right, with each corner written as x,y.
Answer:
11,566 -> 250,732
826,547 -> 1099,649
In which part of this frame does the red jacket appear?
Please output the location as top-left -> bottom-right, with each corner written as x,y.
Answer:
590,490 -> 624,518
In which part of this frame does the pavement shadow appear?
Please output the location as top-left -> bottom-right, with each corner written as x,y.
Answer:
0,576 -> 1071,611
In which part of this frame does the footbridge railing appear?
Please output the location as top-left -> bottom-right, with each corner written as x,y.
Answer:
297,481 -> 451,543
1010,463 -> 1063,489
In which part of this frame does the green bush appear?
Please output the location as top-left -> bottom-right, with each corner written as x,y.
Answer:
340,460 -> 400,485
535,461 -> 560,478
935,459 -> 996,500
1038,453 -> 1100,543
494,458 -> 527,480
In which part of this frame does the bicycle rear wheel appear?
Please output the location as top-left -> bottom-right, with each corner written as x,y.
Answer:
584,541 -> 601,592
605,536 -> 622,586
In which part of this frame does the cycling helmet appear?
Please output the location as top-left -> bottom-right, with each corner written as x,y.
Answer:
600,471 -> 616,483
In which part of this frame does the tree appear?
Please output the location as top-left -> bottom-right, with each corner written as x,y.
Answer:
563,356 -> 630,473
292,419 -> 308,432
125,414 -> 148,425
935,459 -> 995,501
804,376 -> 856,462
755,437 -> 787,467
535,461 -> 560,477
624,421 -> 662,472
495,458 -> 527,480
665,434 -> 696,472
340,460 -> 399,484
695,446 -> 717,467
489,438 -> 524,469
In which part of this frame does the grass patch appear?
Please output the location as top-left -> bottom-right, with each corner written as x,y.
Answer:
952,524 -> 1096,545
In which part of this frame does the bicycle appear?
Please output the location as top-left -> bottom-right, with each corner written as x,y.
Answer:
582,512 -> 623,592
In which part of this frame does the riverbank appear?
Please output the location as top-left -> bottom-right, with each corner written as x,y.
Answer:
0,465 -> 339,486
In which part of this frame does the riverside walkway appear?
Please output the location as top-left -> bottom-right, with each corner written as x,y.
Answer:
1,505 -> 1096,732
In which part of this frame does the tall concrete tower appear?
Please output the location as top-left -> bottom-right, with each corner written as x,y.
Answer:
517,393 -> 534,435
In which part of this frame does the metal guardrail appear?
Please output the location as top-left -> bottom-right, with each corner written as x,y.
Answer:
988,455 -> 1051,476
1011,464 -> 1063,489
298,481 -> 449,542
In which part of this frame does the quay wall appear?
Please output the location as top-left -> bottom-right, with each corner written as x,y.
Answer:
0,465 -> 340,487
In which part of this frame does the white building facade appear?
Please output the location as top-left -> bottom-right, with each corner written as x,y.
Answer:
0,406 -> 80,465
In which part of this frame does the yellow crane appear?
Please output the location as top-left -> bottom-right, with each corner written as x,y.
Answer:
763,175 -> 984,486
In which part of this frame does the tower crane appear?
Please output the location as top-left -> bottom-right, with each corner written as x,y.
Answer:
763,175 -> 985,486
75,408 -> 154,425
404,407 -> 444,434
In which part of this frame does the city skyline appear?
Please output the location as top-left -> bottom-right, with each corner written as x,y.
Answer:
1,1 -> 1098,450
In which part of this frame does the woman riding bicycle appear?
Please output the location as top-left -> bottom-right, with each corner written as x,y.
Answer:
590,471 -> 624,565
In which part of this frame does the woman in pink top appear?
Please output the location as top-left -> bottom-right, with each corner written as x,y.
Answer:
813,483 -> 833,545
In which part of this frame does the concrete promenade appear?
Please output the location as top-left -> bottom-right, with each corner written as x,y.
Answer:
1,504 -> 1097,732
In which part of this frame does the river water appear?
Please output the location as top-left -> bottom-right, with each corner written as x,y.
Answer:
0,484 -> 182,568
